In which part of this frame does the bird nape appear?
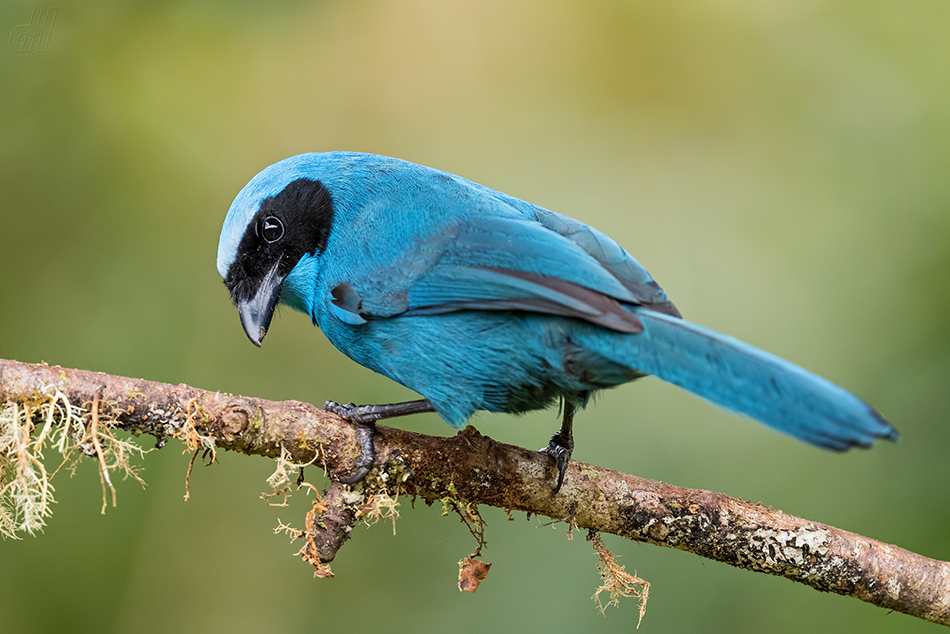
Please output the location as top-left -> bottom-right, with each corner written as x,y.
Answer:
216,151 -> 898,492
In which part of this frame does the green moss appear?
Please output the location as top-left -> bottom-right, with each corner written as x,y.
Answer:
439,482 -> 477,519
440,482 -> 461,517
249,409 -> 264,430
580,464 -> 599,481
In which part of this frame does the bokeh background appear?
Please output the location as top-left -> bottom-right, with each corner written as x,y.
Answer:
2,1 -> 949,632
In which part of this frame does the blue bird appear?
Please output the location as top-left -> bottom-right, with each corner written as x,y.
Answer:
217,152 -> 898,491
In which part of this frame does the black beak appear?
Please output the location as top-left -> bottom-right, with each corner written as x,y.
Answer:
237,262 -> 285,347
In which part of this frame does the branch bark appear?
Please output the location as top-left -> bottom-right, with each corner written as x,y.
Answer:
1,359 -> 947,626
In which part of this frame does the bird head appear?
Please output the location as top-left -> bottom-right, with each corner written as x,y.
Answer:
216,154 -> 336,346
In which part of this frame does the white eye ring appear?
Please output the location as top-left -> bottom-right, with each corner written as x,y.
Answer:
260,216 -> 284,243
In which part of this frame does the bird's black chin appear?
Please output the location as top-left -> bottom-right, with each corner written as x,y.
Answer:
237,262 -> 285,347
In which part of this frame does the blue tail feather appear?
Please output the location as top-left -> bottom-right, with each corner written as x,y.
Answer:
581,308 -> 898,450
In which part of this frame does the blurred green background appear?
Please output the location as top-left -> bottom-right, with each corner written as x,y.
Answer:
2,1 -> 949,632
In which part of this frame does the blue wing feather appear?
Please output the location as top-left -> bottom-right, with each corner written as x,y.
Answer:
481,190 -> 679,313
322,199 -> 669,333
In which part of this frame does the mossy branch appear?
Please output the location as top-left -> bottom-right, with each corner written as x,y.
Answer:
1,359 -> 947,627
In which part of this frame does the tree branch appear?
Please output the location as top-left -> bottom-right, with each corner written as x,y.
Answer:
1,359 -> 947,626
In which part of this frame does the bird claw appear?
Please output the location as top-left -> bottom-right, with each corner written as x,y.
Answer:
539,431 -> 574,494
325,400 -> 377,484
338,462 -> 372,485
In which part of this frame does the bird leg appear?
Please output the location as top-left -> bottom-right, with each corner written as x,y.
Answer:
540,400 -> 576,494
324,399 -> 435,484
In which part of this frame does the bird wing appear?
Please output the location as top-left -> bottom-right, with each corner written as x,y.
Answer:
325,206 -> 675,333
524,205 -> 681,317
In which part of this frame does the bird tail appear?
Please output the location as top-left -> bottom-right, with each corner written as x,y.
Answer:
588,308 -> 898,450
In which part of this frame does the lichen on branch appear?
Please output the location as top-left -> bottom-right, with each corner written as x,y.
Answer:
0,386 -> 147,538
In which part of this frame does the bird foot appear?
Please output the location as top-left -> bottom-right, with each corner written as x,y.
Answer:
325,400 -> 380,425
539,431 -> 574,494
325,400 -> 376,484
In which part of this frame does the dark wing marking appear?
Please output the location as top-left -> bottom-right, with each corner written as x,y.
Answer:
403,266 -> 642,333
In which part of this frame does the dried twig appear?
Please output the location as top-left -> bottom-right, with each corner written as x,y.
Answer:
589,531 -> 649,626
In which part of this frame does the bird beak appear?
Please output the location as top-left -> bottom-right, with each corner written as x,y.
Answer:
237,262 -> 285,347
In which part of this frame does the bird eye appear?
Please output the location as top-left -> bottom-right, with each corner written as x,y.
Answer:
260,216 -> 284,243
